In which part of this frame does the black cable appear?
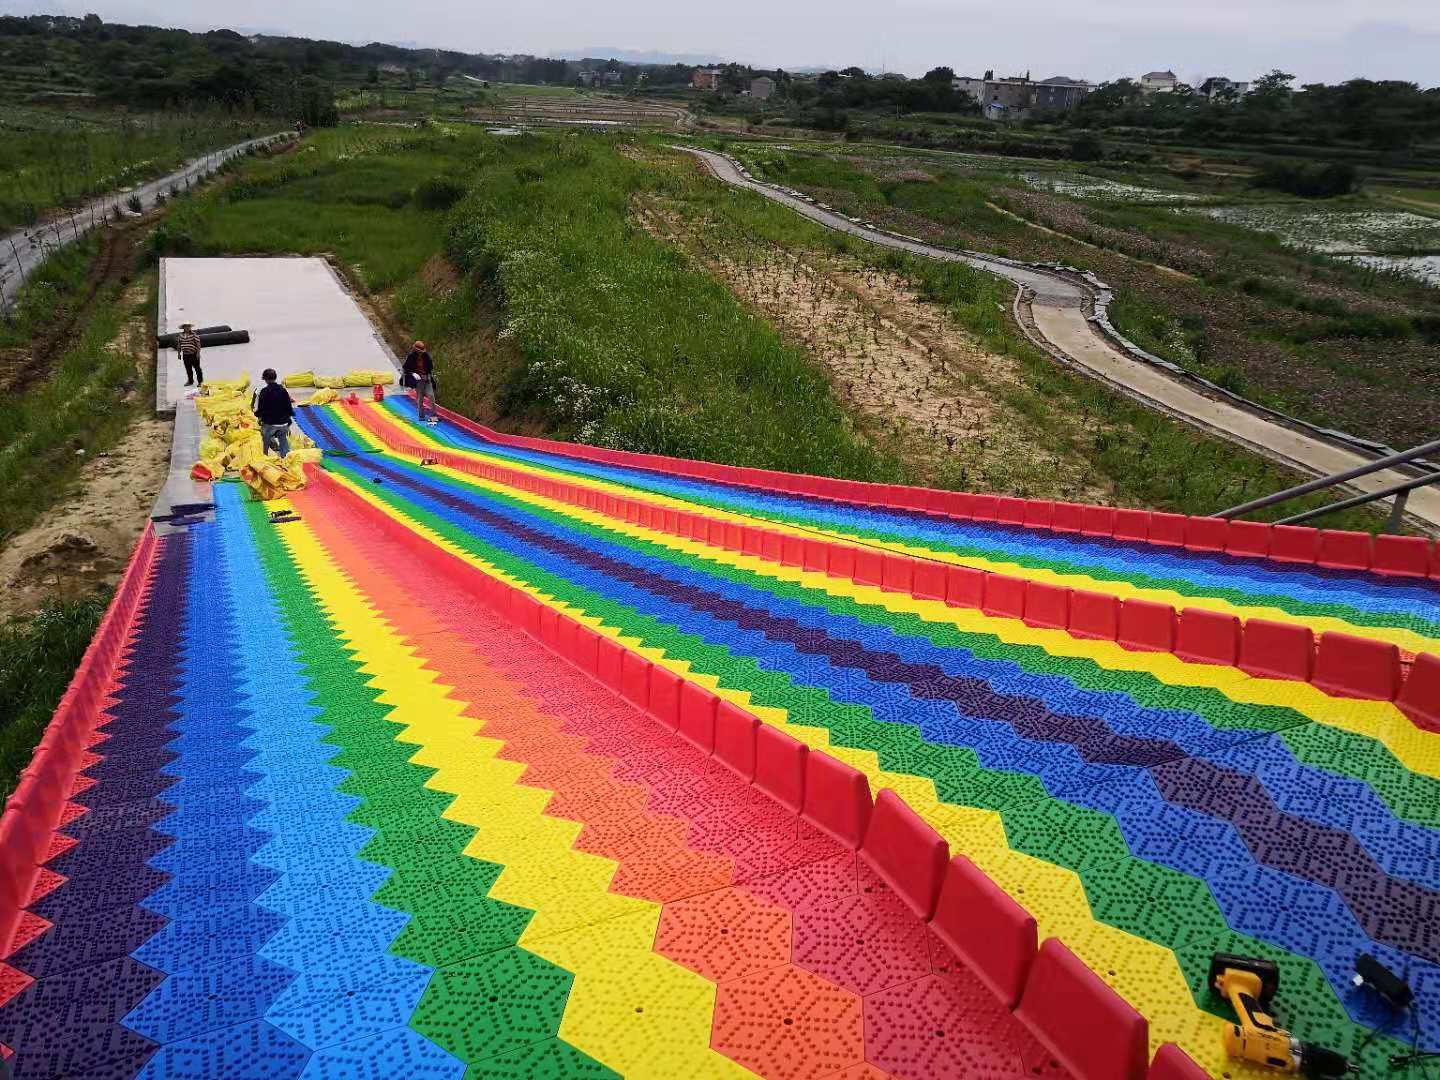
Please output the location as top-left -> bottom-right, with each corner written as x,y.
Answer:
1387,1009 -> 1438,1072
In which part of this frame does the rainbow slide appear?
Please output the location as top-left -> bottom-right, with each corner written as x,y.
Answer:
0,396 -> 1437,1080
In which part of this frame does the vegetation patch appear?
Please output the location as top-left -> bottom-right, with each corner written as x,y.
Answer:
733,143 -> 1439,451
0,596 -> 107,799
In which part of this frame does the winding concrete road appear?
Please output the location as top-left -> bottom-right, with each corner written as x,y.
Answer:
0,132 -> 290,311
681,146 -> 1440,530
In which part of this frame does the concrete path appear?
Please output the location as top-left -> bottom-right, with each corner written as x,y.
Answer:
151,256 -> 401,521
156,256 -> 399,414
680,146 -> 1440,529
0,132 -> 289,311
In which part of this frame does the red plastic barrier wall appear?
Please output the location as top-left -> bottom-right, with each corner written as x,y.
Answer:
1399,653 -> 1440,732
1015,939 -> 1150,1080
860,790 -> 949,920
1312,632 -> 1402,701
429,402 -> 1438,580
0,523 -> 160,958
930,854 -> 1037,1008
801,753 -> 872,850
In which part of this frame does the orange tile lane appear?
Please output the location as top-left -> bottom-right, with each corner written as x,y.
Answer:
290,480 -> 1072,1080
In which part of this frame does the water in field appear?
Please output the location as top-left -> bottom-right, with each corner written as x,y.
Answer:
1195,205 -> 1440,254
1337,253 -> 1440,286
1019,172 -> 1204,203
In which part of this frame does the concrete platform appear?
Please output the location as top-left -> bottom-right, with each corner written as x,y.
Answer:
150,397 -> 215,530
156,256 -> 398,414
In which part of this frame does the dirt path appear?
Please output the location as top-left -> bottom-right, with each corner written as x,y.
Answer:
1,131 -> 293,311
0,287 -> 171,623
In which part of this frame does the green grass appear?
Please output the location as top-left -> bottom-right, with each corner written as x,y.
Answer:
0,246 -> 149,542
442,134 -> 903,478
155,126 -> 900,479
0,107 -> 269,231
1377,186 -> 1440,207
156,129 -> 456,290
0,597 -> 107,799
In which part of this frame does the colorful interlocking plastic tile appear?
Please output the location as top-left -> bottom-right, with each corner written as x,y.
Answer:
2,396 -> 1438,1080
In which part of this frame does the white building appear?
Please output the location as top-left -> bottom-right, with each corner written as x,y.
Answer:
951,75 -> 987,102
1199,76 -> 1250,100
1139,69 -> 1178,94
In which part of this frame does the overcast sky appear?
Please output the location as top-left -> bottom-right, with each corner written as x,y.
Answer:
8,0 -> 1440,85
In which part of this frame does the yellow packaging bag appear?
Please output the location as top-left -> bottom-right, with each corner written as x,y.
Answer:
313,375 -> 345,389
285,448 -> 324,465
224,435 -> 266,472
301,388 -> 339,406
342,369 -> 374,387
283,371 -> 315,388
369,369 -> 394,386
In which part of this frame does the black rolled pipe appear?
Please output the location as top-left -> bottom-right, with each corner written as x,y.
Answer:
193,330 -> 251,348
157,325 -> 231,348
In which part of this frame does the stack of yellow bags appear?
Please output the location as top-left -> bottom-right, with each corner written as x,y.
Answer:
342,368 -> 395,387
189,375 -> 324,499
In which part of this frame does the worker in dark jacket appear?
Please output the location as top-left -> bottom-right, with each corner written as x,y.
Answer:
254,369 -> 296,459
176,323 -> 203,387
403,341 -> 439,423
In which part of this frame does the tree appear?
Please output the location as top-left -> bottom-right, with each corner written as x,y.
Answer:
1247,69 -> 1295,110
923,66 -> 956,84
1069,131 -> 1106,161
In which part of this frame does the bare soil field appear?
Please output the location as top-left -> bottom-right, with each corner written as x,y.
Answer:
636,195 -> 1115,499
0,284 -> 169,622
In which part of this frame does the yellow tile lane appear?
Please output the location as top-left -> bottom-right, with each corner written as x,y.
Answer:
315,468 -> 1292,1076
270,494 -> 755,1080
343,402 -> 1440,656
319,420 -> 1440,784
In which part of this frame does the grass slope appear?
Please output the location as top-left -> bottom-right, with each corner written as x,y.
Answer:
0,597 -> 106,798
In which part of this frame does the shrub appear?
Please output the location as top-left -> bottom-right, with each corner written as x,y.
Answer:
1250,160 -> 1357,198
1068,132 -> 1106,162
413,175 -> 466,211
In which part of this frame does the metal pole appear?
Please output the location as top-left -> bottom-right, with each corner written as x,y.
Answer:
1273,470 -> 1440,527
1384,490 -> 1410,535
1217,438 -> 1440,519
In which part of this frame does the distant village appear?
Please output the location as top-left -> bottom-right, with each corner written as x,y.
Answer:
684,65 -> 1254,119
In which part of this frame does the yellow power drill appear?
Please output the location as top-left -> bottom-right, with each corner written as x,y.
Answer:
1210,954 -> 1354,1078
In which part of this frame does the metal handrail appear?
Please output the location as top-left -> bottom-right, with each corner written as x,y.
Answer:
1216,438 -> 1440,528
1273,469 -> 1440,530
